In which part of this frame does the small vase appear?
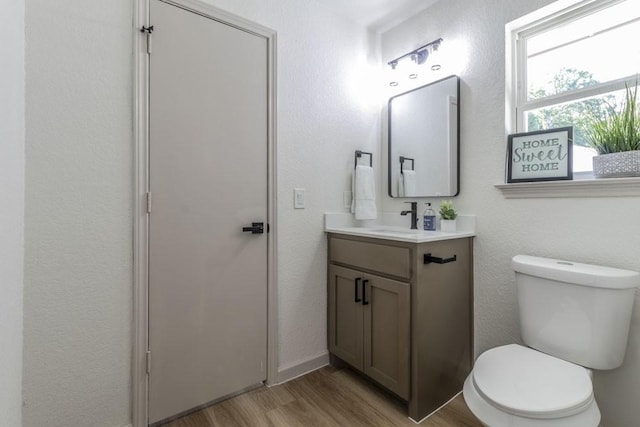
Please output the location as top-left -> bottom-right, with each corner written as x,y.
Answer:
440,219 -> 457,233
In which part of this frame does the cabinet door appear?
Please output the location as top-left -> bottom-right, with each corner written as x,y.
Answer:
363,273 -> 410,400
328,265 -> 363,370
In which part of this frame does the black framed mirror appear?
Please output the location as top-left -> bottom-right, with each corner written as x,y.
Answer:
388,75 -> 460,197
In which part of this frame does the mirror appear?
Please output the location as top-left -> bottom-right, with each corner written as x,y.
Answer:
388,75 -> 459,197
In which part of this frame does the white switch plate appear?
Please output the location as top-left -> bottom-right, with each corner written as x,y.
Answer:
294,188 -> 305,209
343,191 -> 352,210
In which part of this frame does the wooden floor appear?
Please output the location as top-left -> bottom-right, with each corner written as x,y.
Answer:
160,365 -> 483,426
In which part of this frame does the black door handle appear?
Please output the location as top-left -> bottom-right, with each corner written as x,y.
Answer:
242,222 -> 264,234
354,278 -> 362,303
362,279 -> 369,305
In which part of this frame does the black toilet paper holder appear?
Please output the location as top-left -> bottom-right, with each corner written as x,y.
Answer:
424,253 -> 457,264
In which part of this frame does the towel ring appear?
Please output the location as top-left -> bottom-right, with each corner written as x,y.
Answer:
400,156 -> 415,174
355,150 -> 373,168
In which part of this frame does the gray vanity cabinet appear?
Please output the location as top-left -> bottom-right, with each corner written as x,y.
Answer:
327,233 -> 473,422
328,264 -> 410,399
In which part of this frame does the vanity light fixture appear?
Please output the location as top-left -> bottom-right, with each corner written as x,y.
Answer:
388,61 -> 400,86
387,38 -> 443,85
429,40 -> 442,70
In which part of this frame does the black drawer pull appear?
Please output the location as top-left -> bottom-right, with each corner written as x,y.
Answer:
424,253 -> 457,264
354,278 -> 362,303
362,279 -> 369,305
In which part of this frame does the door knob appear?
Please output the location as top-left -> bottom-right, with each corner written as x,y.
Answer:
242,222 -> 264,234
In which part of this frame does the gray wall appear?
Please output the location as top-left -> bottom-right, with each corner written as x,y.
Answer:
0,0 -> 25,425
381,1 -> 640,426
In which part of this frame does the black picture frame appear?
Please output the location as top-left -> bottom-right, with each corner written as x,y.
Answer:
506,127 -> 573,183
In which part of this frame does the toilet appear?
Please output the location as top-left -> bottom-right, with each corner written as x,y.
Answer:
463,255 -> 640,426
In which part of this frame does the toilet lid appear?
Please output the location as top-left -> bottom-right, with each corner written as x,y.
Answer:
472,344 -> 594,419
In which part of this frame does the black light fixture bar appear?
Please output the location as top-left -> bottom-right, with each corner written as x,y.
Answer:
387,38 -> 443,68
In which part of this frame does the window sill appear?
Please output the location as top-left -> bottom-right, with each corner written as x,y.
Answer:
494,177 -> 640,199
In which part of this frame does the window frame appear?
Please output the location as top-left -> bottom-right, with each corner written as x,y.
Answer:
509,0 -> 638,154
501,0 -> 640,195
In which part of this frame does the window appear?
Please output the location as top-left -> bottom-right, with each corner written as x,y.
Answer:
510,0 -> 640,175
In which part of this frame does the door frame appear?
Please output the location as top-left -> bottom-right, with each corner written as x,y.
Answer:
132,1 -> 278,425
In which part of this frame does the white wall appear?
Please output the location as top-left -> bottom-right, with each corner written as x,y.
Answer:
380,1 -> 640,426
0,1 -> 25,426
23,1 -> 134,426
23,0 -> 379,425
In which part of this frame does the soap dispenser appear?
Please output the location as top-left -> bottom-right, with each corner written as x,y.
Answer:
423,203 -> 436,231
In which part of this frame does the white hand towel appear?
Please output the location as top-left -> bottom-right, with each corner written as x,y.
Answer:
398,174 -> 405,197
351,165 -> 377,220
402,170 -> 416,197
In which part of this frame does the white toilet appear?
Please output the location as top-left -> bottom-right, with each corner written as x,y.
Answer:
463,255 -> 640,426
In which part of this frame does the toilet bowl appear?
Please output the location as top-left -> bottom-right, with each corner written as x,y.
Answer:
463,344 -> 600,427
463,255 -> 640,427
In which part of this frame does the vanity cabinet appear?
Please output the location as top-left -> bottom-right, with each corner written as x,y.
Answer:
327,233 -> 473,422
328,265 -> 410,399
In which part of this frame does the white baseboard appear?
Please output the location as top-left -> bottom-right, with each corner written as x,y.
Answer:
273,351 -> 330,385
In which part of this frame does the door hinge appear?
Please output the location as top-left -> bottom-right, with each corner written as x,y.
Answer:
146,350 -> 151,374
141,25 -> 154,54
146,191 -> 152,214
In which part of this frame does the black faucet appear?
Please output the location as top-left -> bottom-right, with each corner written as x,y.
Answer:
400,201 -> 418,230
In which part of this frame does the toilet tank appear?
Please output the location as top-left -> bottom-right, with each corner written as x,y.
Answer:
513,255 -> 640,370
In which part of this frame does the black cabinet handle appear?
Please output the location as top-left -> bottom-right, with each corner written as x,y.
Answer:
354,278 -> 362,303
362,279 -> 369,305
423,253 -> 457,264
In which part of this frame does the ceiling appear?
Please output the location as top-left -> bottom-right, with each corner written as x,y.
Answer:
313,0 -> 440,32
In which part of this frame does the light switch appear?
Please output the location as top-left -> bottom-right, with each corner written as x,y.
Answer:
294,188 -> 305,209
343,191 -> 352,210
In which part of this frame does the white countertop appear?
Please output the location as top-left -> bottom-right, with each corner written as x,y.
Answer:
325,212 -> 476,243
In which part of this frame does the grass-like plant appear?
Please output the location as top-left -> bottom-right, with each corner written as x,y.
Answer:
439,200 -> 457,220
586,80 -> 640,154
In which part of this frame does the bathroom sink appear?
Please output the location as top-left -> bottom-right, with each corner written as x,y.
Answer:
325,225 -> 474,242
323,212 -> 476,243
369,227 -> 423,235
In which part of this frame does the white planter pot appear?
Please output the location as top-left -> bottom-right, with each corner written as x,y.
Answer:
440,219 -> 457,233
592,150 -> 640,178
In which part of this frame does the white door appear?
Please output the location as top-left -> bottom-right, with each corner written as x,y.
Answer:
147,0 -> 268,423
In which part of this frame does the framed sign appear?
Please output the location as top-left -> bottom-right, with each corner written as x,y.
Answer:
507,127 -> 573,183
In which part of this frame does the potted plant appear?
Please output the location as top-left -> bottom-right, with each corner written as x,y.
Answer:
586,80 -> 640,178
439,200 -> 458,232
